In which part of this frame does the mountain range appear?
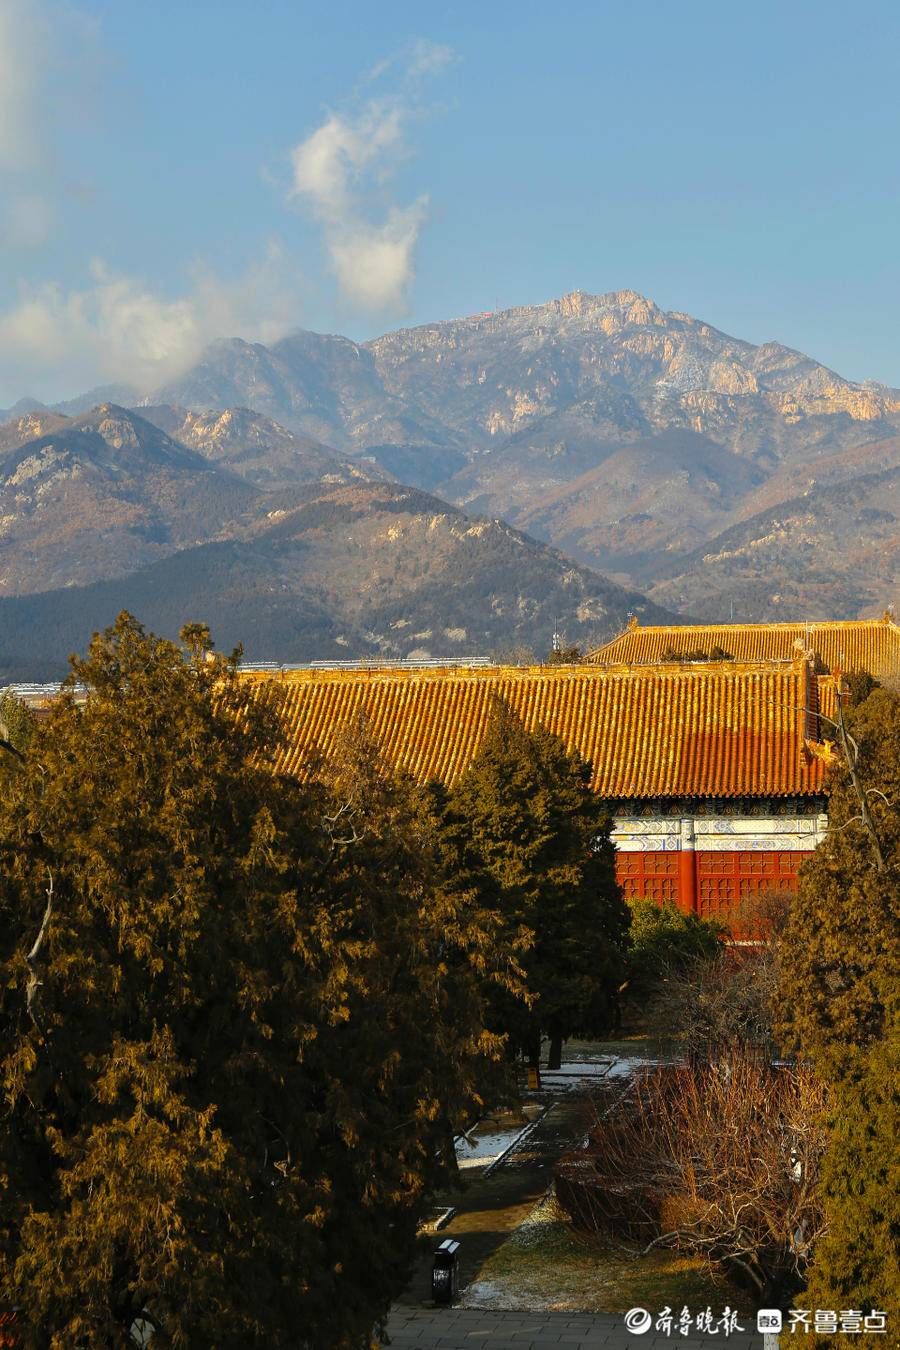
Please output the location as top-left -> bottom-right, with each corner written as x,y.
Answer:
1,288 -> 898,677
0,403 -> 675,680
72,290 -> 900,606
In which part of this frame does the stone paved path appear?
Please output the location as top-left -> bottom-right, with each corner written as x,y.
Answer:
402,1095 -> 589,1304
389,1058 -> 769,1350
382,1307 -> 764,1349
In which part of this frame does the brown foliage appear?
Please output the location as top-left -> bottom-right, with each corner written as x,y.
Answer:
0,614 -> 522,1347
556,1055 -> 827,1300
641,890 -> 793,1062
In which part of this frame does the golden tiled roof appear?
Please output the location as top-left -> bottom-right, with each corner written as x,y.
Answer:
588,616 -> 900,683
816,674 -> 839,726
246,659 -> 827,799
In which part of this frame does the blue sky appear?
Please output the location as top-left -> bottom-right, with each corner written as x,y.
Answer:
1,0 -> 899,401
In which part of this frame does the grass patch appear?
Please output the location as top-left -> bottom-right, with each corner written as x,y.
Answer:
464,1193 -> 755,1316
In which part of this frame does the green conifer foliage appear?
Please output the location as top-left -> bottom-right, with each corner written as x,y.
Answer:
626,898 -> 724,994
775,686 -> 900,1318
0,692 -> 33,762
440,697 -> 630,1068
0,614 -> 514,1347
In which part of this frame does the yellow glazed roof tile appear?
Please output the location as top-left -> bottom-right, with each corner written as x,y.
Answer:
244,658 -> 827,799
587,616 -> 900,683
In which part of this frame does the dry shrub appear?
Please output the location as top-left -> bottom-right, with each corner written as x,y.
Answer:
555,1054 -> 827,1301
652,889 -> 798,1061
669,948 -> 779,1061
728,885 -> 795,943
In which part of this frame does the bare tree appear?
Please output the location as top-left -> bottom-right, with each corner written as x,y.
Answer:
556,1054 -> 827,1302
654,889 -> 795,1062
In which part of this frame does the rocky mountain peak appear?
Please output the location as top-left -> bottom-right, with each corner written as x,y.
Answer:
60,404 -> 212,471
0,410 -> 70,454
0,402 -> 262,597
134,402 -> 385,490
552,288 -> 662,326
86,404 -> 145,451
7,292 -> 895,624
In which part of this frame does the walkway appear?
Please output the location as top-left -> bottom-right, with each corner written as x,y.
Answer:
382,1307 -> 763,1349
401,1094 -> 588,1303
389,1055 -> 769,1350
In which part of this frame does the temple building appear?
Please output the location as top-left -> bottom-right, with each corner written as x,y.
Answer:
245,653 -> 834,924
12,617 -> 891,924
587,614 -> 900,685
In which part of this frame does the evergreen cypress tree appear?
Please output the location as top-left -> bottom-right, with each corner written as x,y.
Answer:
775,684 -> 900,1319
0,614 -> 515,1347
0,691 -> 32,762
440,697 -> 630,1069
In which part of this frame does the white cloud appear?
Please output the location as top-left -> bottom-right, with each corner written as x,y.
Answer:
0,23 -> 453,401
0,245 -> 305,401
366,38 -> 455,87
0,0 -> 101,175
0,0 -> 104,272
404,38 -> 455,81
328,202 -> 428,312
291,103 -> 405,215
0,3 -> 303,401
288,42 -> 452,314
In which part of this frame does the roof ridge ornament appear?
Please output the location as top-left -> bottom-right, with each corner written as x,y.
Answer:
804,737 -> 838,766
792,635 -> 816,664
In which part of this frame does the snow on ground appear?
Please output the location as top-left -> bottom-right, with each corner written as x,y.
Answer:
461,1279 -> 552,1312
605,1054 -> 662,1079
455,1125 -> 532,1169
460,1185 -> 747,1317
461,1192 -> 582,1311
454,1053 -> 666,1170
530,1054 -> 662,1094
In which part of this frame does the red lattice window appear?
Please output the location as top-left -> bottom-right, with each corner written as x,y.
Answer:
742,854 -> 778,876
699,854 -> 732,875
699,875 -> 734,916
616,849 -> 813,924
698,851 -> 811,928
643,875 -> 679,903
615,851 -> 680,907
651,854 -> 678,875
615,855 -> 641,901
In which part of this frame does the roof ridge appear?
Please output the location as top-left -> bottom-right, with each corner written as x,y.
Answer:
240,656 -> 811,685
597,617 -> 894,638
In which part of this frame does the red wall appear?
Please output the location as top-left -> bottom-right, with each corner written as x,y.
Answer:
616,849 -> 811,924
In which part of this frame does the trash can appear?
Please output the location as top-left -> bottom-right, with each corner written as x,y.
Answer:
431,1238 -> 460,1305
